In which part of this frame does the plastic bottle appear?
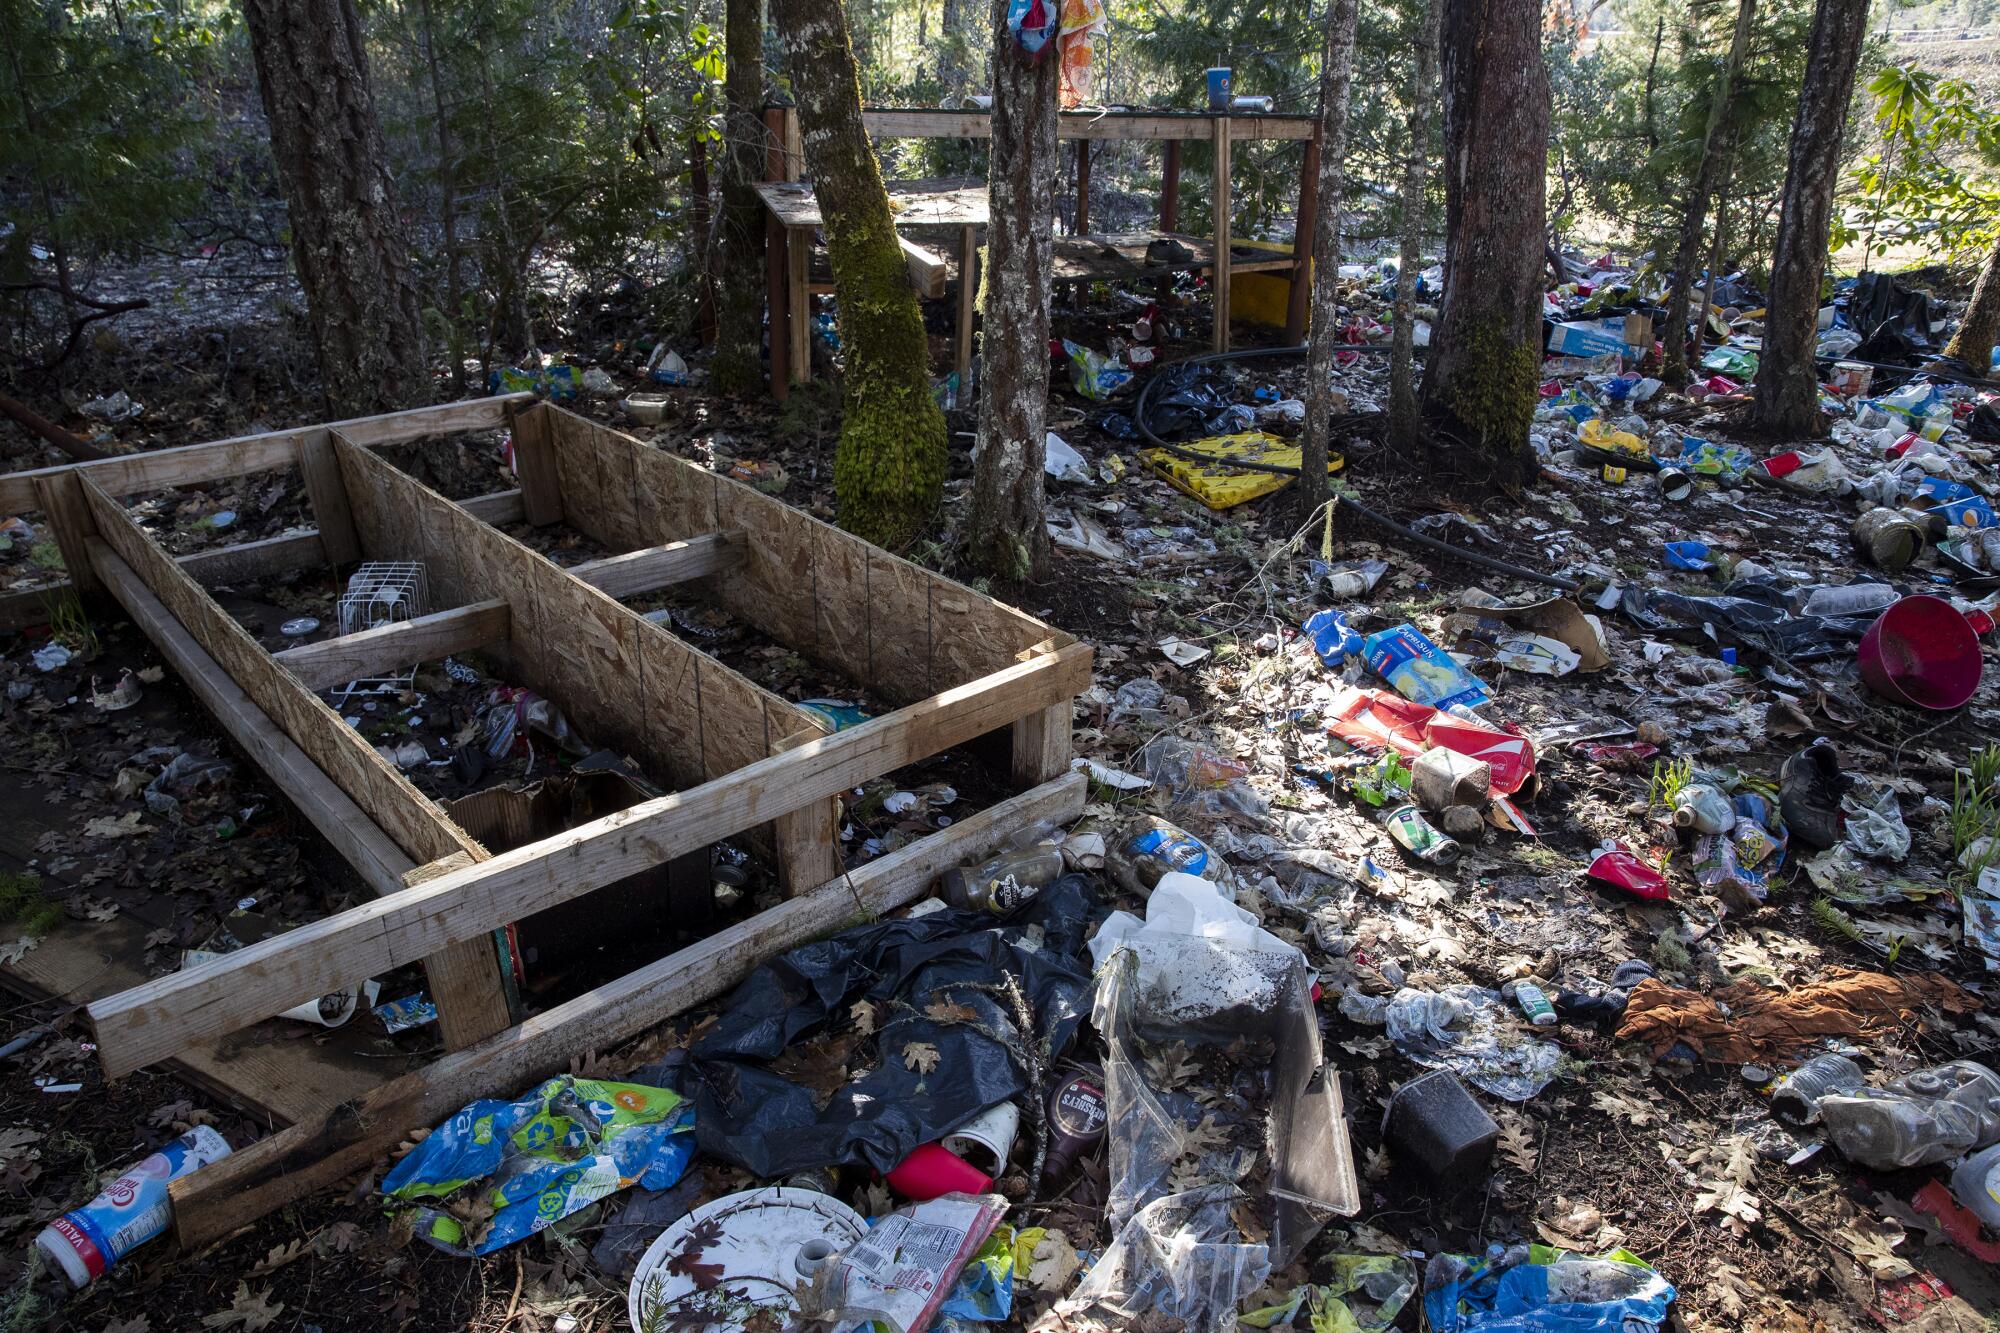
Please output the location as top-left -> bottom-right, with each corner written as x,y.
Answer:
1819,1090 -> 1984,1169
1511,982 -> 1557,1027
1108,815 -> 1232,899
1041,1068 -> 1108,1185
939,846 -> 1065,912
1949,1143 -> 2000,1233
37,1126 -> 232,1287
1769,1053 -> 1865,1125
1671,783 -> 1736,835
1801,584 -> 1899,618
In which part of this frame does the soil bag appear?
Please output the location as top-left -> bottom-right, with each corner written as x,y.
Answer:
1423,1245 -> 1676,1332
380,1075 -> 694,1256
688,877 -> 1097,1177
830,1192 -> 1009,1333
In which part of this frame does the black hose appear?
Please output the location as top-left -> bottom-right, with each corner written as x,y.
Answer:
1130,345 -> 1583,592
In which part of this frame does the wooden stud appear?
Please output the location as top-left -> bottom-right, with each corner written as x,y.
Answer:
273,600 -> 511,692
296,429 -> 362,566
1212,114 -> 1233,353
899,235 -> 949,299
956,226 -> 978,384
30,471 -> 101,596
567,532 -> 746,599
1075,139 -> 1092,234
765,106 -> 791,402
1284,131 -> 1322,345
788,226 -> 811,385
85,643 -> 1092,1079
167,771 -> 1087,1252
856,108 -> 1316,142
1010,641 -> 1074,787
1161,139 -> 1182,233
508,403 -> 564,527
782,106 -> 803,180
770,727 -> 842,896
86,540 -> 513,1056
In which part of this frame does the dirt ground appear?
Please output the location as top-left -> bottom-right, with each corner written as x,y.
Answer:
4,267 -> 2000,1333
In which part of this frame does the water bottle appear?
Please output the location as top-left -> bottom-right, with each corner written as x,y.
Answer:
1819,1090 -> 1981,1169
1769,1053 -> 1865,1125
1107,815 -> 1232,898
1801,584 -> 1899,618
36,1126 -> 232,1287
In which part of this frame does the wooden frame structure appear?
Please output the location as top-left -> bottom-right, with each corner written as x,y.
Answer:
5,395 -> 1090,1245
759,105 -> 1321,398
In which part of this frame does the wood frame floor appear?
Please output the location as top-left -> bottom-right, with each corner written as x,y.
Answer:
7,395 -> 1089,1246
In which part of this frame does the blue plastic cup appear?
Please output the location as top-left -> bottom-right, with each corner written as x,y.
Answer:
1206,67 -> 1232,110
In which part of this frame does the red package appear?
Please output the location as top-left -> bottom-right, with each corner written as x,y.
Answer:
1586,843 -> 1669,900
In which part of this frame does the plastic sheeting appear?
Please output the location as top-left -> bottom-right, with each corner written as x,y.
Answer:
1423,1246 -> 1677,1332
688,878 -> 1098,1177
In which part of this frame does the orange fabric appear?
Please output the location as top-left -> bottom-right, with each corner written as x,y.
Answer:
1615,968 -> 1979,1065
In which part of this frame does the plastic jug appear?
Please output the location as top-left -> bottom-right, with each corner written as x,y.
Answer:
1949,1143 -> 2000,1234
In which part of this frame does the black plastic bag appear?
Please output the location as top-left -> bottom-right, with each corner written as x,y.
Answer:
688,876 -> 1100,1177
1620,582 -> 1874,662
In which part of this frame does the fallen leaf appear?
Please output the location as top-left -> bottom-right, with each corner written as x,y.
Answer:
1590,1088 -> 1660,1128
0,937 -> 37,966
923,999 -> 980,1025
84,901 -> 119,922
248,1238 -> 309,1277
101,1317 -> 152,1333
201,1282 -> 284,1332
1836,1219 -> 1915,1280
667,1215 -> 727,1290
1143,1040 -> 1200,1089
901,1040 -> 940,1074
320,1219 -> 365,1254
1025,1229 -> 1081,1290
148,1099 -> 197,1130
84,812 -> 151,838
135,666 -> 165,684
1494,1110 -> 1539,1175
849,999 -> 878,1035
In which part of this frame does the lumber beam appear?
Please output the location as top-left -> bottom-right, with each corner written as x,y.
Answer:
0,488 -> 525,633
899,235 -> 948,299
565,531 -> 746,599
1212,115 -> 1233,353
1011,642 -> 1075,786
30,472 -> 101,596
507,402 -> 563,527
85,539 -> 512,1057
273,600 -> 511,692
168,771 -> 1087,1251
0,393 -> 533,516
859,109 -> 1317,142
296,430 -> 361,565
86,641 -> 1092,1078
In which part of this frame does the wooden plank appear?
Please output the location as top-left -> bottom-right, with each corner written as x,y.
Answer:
31,472 -> 101,596
810,518 -> 871,684
956,226 -> 977,382
0,489 -> 522,633
767,216 -> 790,400
296,430 -> 361,566
0,913 -> 391,1129
168,770 -> 1088,1251
87,642 -> 1092,1078
1161,139 -> 1182,232
273,600 -> 511,692
858,108 -> 1317,142
1075,139 -> 1092,233
0,394 -> 532,516
900,235 -> 949,299
1212,115 -> 1232,353
771,725 -> 842,895
85,538 -> 513,1058
509,403 -> 564,527
567,532 -> 745,598
787,225 -> 810,384
1284,131 -> 1321,344
1010,643 -> 1074,787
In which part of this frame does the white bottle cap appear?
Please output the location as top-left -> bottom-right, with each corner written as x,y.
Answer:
35,1224 -> 95,1289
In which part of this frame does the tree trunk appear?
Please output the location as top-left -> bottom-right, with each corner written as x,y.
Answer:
966,0 -> 1060,579
1418,0 -> 1550,490
938,0 -> 970,105
1297,0 -> 1360,519
242,0 -> 428,416
1750,0 -> 1870,438
770,0 -> 947,549
711,0 -> 769,395
1943,231 -> 2000,372
1388,0 -> 1439,453
1661,0 -> 1756,384
417,0 -> 466,394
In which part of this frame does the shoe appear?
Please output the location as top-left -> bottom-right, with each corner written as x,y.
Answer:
1780,739 -> 1846,849
1145,237 -> 1195,267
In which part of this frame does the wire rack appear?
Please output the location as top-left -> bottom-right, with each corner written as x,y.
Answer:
333,562 -> 428,701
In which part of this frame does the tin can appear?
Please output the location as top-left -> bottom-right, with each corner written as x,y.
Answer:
1601,465 -> 1627,484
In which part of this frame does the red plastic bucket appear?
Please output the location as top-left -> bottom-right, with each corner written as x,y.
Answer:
1858,596 -> 1983,710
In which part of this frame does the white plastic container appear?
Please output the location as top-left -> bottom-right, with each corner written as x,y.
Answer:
36,1125 -> 231,1287
1950,1143 -> 2000,1233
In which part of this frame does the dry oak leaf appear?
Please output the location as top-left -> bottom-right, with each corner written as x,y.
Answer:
901,1041 -> 941,1075
201,1282 -> 284,1332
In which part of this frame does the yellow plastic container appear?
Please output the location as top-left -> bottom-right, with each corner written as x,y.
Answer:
1143,432 -> 1342,510
1229,239 -> 1303,330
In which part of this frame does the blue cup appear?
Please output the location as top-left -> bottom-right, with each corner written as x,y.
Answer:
1205,67 -> 1232,110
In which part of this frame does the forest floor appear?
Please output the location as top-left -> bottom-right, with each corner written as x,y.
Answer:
3,261 -> 2000,1333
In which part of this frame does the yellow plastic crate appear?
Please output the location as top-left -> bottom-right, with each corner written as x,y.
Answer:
1143,432 -> 1343,510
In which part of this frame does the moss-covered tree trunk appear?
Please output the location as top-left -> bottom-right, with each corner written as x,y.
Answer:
1750,0 -> 1870,438
1661,0 -> 1755,385
711,0 -> 769,396
770,0 -> 946,550
1296,0 -> 1359,520
1388,0 -> 1439,454
1417,0 -> 1549,491
966,0 -> 1059,580
1943,231 -> 2000,373
242,0 -> 428,416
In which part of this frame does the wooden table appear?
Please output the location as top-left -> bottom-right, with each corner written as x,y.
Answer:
756,177 -> 989,396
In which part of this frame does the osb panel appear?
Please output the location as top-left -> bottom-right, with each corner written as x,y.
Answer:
810,522 -> 870,686
713,481 -> 817,654
634,621 -> 706,791
630,440 -> 718,546
867,550 -> 933,706
552,410 -> 642,549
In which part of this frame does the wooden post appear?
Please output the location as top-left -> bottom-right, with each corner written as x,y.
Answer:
1074,139 -> 1092,234
1010,645 -> 1073,787
788,226 -> 811,385
506,403 -> 563,527
31,472 -> 101,596
691,135 -> 716,346
1211,115 -> 1233,352
764,107 -> 791,401
782,105 -> 803,181
296,430 -> 361,566
1161,140 -> 1182,232
956,225 -> 978,385
1284,130 -> 1322,345
771,728 -> 843,895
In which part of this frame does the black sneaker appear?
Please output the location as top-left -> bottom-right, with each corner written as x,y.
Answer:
1780,739 -> 1846,850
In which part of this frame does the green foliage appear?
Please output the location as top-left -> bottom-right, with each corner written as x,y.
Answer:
0,871 -> 61,937
1841,62 -> 2000,271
